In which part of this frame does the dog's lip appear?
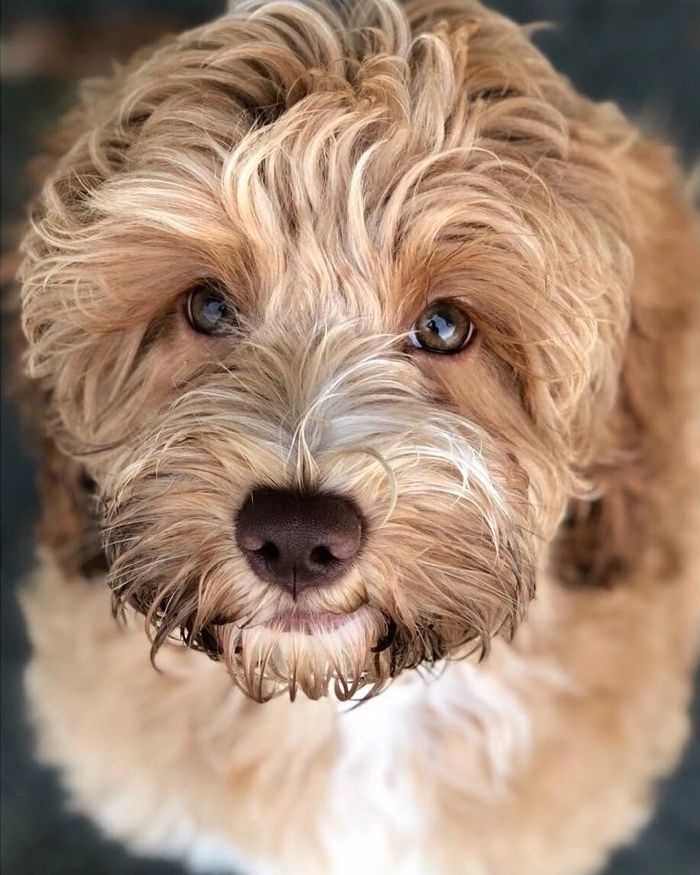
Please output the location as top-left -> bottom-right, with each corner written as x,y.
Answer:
263,609 -> 355,634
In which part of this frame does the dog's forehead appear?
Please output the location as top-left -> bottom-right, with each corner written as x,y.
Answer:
221,100 -> 465,322
24,0 -> 632,362
96,91 -> 476,328
79,5 -> 575,330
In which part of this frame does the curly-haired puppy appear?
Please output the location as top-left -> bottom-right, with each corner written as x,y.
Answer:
16,1 -> 700,873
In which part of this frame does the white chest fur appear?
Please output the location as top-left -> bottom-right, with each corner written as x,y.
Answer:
179,658 -> 534,875
318,658 -> 532,875
323,676 -> 430,875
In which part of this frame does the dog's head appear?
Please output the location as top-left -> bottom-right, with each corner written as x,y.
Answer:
19,0 -> 636,701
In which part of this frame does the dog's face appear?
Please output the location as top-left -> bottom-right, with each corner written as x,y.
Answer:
20,0 -> 633,701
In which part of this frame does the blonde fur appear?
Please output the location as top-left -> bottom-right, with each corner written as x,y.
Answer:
16,1 -> 700,873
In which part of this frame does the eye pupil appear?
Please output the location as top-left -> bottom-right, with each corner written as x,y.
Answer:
202,297 -> 226,322
410,300 -> 475,354
427,314 -> 455,341
186,283 -> 235,335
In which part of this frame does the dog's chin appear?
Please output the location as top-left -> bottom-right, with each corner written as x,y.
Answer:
211,603 -> 493,703
216,605 -> 393,702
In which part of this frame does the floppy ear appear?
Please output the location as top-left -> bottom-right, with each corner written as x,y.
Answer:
4,64 -> 121,580
554,141 -> 700,587
9,316 -> 107,580
34,428 -> 107,579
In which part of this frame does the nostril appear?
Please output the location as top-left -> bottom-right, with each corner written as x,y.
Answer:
309,545 -> 336,566
255,541 -> 280,562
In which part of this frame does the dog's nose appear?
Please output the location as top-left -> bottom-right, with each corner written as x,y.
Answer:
236,488 -> 364,595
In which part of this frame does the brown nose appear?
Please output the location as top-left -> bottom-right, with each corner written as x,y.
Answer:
236,489 -> 364,596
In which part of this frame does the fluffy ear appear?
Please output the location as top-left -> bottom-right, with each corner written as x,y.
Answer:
34,428 -> 107,579
554,141 -> 700,587
8,318 -> 107,580
4,59 -> 118,581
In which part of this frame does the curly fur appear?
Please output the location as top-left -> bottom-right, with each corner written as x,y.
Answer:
15,1 -> 700,873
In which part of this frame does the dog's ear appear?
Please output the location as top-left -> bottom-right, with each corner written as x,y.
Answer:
34,428 -> 107,580
3,72 -> 115,581
554,142 -> 700,587
7,312 -> 107,581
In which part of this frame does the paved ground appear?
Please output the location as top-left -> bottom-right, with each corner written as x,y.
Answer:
1,1 -> 698,873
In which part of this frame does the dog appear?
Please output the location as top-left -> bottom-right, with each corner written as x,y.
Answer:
15,1 -> 700,873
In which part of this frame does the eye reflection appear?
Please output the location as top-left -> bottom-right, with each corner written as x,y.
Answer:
410,300 -> 476,354
185,282 -> 237,336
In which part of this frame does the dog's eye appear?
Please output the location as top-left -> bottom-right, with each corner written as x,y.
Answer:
185,283 -> 236,336
409,300 -> 475,354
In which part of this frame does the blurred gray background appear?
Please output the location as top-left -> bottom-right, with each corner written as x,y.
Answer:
1,1 -> 699,873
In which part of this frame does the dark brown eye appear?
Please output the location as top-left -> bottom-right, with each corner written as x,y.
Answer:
185,283 -> 236,336
410,299 -> 475,354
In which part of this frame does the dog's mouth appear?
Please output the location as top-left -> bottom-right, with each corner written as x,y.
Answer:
210,603 -> 393,701
261,606 -> 365,635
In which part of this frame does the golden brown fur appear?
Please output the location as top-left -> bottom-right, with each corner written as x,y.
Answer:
16,1 -> 700,872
